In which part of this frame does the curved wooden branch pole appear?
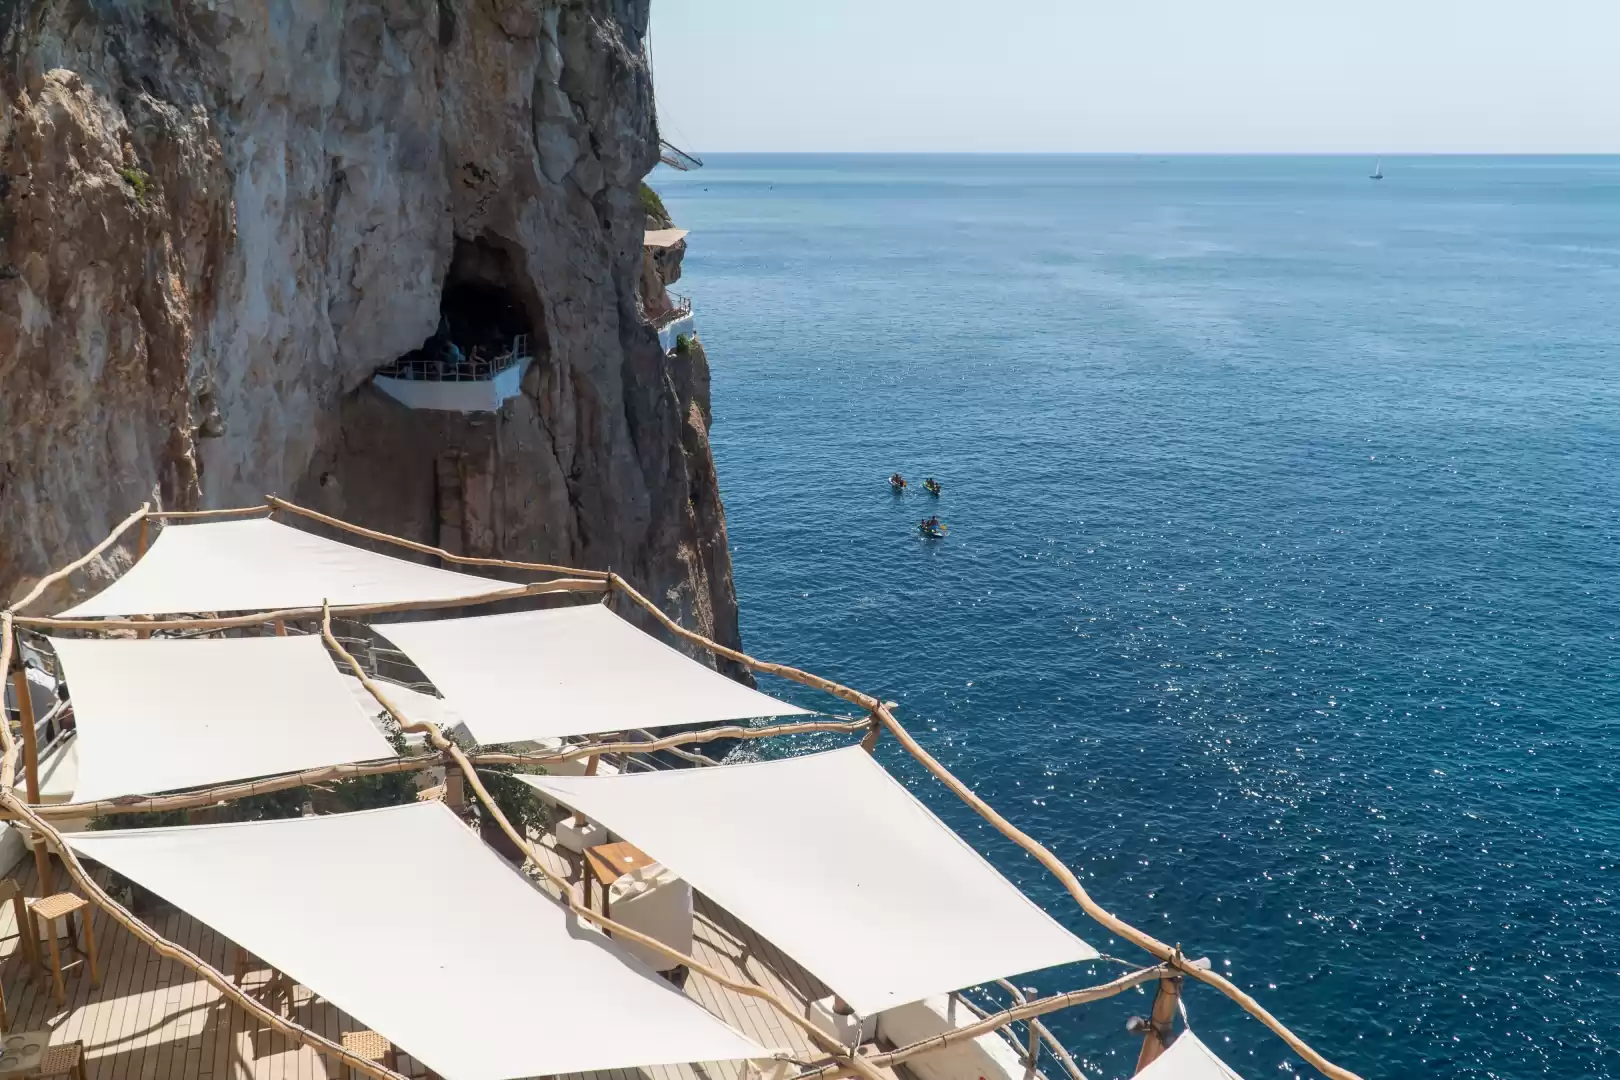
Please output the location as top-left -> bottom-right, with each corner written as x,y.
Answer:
321,605 -> 886,1080
30,755 -> 440,820
32,717 -> 871,821
608,575 -> 881,711
268,497 -> 611,580
794,965 -> 1173,1080
607,577 -> 1366,1080
8,503 -> 151,615
466,717 -> 871,768
146,505 -> 272,521
0,791 -> 409,1080
15,578 -> 606,631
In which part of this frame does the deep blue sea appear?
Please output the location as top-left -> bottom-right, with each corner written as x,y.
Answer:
655,156 -> 1620,1080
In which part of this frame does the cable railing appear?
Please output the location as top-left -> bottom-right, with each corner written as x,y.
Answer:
375,333 -> 533,383
650,294 -> 692,329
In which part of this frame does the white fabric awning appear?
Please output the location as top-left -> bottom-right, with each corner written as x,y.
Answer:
644,227 -> 690,248
64,803 -> 771,1080
1135,1032 -> 1246,1080
521,746 -> 1097,1015
51,635 -> 399,803
372,605 -> 809,744
60,518 -> 502,617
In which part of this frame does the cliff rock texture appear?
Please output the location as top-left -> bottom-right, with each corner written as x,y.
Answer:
0,0 -> 743,659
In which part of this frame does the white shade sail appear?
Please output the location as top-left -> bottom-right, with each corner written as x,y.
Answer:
1135,1032 -> 1246,1080
521,746 -> 1097,1015
51,634 -> 395,803
60,517 -> 502,617
372,605 -> 809,744
51,635 -> 398,803
644,227 -> 690,248
64,803 -> 771,1080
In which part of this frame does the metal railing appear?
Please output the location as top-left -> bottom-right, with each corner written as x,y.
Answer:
952,981 -> 1087,1080
375,334 -> 533,383
650,294 -> 692,329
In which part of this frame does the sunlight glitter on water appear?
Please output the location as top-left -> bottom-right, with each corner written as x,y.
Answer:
663,154 -> 1620,1080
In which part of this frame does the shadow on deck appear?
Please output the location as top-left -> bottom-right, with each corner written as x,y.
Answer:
0,846 -> 835,1080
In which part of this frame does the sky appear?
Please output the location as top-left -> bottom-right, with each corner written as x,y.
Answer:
648,0 -> 1620,153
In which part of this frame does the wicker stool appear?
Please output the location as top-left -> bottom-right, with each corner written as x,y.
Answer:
39,1040 -> 86,1079
27,893 -> 99,1004
341,1030 -> 398,1079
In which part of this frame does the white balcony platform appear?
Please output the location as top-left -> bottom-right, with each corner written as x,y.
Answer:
373,356 -> 531,412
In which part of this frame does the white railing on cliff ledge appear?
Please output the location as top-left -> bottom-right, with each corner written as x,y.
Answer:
653,295 -> 696,353
372,334 -> 534,412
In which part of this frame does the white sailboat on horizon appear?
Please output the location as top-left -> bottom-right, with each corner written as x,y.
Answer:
1370,157 -> 1384,180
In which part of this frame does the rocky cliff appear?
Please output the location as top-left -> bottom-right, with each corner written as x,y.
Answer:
0,0 -> 743,660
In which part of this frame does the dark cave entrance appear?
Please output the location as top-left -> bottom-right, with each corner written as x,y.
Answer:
383,235 -> 546,379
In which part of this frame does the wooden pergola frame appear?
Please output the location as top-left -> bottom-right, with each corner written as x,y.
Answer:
0,500 -> 1366,1080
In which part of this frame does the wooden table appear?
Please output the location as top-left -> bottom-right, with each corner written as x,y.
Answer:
583,841 -> 657,915
0,1030 -> 46,1077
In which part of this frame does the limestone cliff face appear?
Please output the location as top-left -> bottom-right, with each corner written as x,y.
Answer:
0,0 -> 743,656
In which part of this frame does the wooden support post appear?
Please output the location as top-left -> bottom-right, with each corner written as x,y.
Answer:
1133,975 -> 1183,1073
9,656 -> 52,892
135,517 -> 150,558
443,768 -> 465,813
860,715 -> 881,752
272,619 -> 287,637
584,754 -> 601,776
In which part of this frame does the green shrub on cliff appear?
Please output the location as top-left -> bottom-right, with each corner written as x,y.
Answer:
118,166 -> 151,204
639,181 -> 672,226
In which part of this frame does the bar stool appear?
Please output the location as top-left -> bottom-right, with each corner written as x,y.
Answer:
39,1040 -> 87,1079
26,893 -> 98,1004
341,1030 -> 398,1079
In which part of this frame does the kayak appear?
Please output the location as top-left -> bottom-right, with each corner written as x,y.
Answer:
919,523 -> 948,539
923,481 -> 942,497
890,479 -> 907,492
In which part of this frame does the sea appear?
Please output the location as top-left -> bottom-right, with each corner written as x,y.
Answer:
654,155 -> 1620,1080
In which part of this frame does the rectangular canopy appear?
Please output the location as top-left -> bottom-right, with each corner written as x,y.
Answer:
521,746 -> 1097,1015
51,635 -> 399,803
64,802 -> 770,1080
643,227 -> 690,248
372,605 -> 809,744
60,517 -> 501,617
1135,1032 -> 1246,1080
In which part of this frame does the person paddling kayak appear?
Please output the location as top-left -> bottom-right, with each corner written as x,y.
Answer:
889,472 -> 907,492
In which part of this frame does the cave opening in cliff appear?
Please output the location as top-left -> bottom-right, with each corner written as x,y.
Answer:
382,236 -> 545,383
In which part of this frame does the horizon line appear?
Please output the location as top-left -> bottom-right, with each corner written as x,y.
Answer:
659,149 -> 1620,158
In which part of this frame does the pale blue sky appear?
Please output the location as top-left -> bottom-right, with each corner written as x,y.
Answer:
648,1 -> 1619,153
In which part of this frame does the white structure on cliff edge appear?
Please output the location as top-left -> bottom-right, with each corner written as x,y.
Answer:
645,227 -> 697,352
371,333 -> 533,412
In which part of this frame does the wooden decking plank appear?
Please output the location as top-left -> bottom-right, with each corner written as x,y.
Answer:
150,911 -> 191,1080
84,905 -> 135,1062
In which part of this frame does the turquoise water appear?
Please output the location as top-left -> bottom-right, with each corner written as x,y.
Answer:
656,156 -> 1620,1080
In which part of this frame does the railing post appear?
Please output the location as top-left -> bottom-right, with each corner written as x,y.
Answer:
9,642 -> 53,891
1132,974 -> 1183,1073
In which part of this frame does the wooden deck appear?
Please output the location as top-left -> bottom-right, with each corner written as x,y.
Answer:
0,841 -> 836,1080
